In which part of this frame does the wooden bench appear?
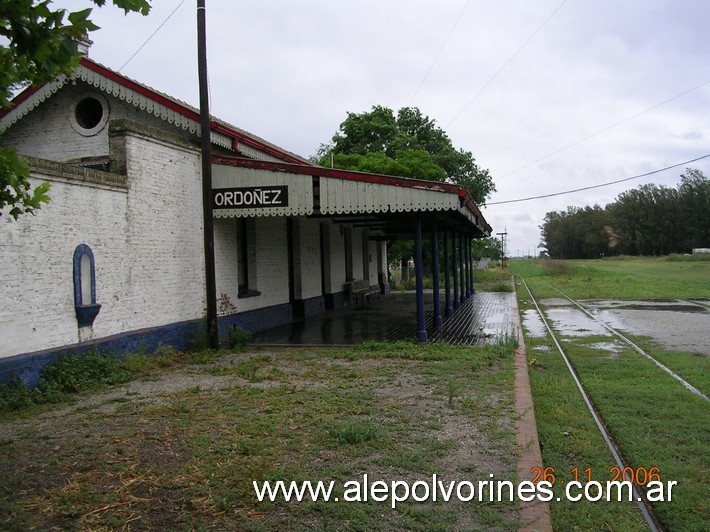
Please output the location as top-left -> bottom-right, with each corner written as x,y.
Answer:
346,280 -> 379,306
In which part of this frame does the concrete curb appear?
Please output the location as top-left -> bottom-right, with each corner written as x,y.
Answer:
512,280 -> 552,531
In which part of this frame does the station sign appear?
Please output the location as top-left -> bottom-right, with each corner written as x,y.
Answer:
213,185 -> 289,209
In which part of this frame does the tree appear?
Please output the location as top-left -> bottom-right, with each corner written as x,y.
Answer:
471,237 -> 500,260
677,168 -> 710,249
313,105 -> 495,205
1,0 -> 151,220
539,169 -> 709,258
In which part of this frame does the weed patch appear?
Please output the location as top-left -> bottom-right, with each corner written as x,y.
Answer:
328,419 -> 379,445
0,344 -> 518,530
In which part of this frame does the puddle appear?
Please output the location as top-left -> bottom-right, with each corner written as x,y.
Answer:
575,300 -> 709,356
539,298 -> 572,307
585,341 -> 623,359
544,307 -> 608,337
588,300 -> 706,313
521,309 -> 547,338
533,345 -> 551,353
585,341 -> 622,353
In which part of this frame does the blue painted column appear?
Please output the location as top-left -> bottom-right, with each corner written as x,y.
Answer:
452,230 -> 460,310
466,235 -> 473,297
459,235 -> 466,303
444,228 -> 452,318
467,235 -> 474,296
414,218 -> 428,342
431,222 -> 442,331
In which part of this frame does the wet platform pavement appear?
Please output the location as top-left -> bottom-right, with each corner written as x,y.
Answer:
250,290 -> 518,346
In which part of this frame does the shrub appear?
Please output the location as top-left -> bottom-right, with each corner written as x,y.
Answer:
36,351 -> 131,400
0,380 -> 35,413
227,326 -> 252,350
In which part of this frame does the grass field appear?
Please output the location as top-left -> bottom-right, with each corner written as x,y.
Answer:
509,255 -> 710,300
510,257 -> 710,531
0,342 -> 520,530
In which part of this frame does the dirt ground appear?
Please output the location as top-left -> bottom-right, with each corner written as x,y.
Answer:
0,346 -> 520,530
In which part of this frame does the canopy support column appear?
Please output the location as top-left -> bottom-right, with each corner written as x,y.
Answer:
444,228 -> 452,318
414,218 -> 428,342
459,233 -> 466,303
431,222 -> 442,331
452,231 -> 460,310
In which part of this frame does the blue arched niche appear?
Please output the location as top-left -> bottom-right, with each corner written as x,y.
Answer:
73,244 -> 101,327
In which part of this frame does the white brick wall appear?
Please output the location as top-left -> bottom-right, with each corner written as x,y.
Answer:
1,175 -> 127,357
121,132 -> 206,327
237,216 -> 290,312
214,217 -> 240,316
2,84 -> 109,162
323,222 -> 346,293
1,82 -> 199,164
0,130 -> 206,360
293,217 -> 322,300
351,227 -> 364,281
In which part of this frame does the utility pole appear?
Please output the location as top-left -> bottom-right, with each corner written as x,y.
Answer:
198,0 -> 218,349
496,231 -> 507,269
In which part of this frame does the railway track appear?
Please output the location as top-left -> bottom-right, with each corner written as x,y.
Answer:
545,284 -> 708,402
521,278 -> 664,530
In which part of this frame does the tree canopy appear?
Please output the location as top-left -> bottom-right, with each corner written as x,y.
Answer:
313,106 -> 495,205
540,169 -> 709,258
1,0 -> 151,219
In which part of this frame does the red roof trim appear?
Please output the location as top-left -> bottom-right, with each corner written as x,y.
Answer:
3,59 -> 306,165
81,58 -> 201,121
213,155 -> 462,191
0,85 -> 43,119
80,59 -> 307,165
212,156 -> 491,232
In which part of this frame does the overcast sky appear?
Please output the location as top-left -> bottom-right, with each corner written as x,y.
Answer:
58,0 -> 710,256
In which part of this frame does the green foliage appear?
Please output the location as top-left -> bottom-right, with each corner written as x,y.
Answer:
327,419 -> 379,445
37,351 -> 131,398
227,325 -> 252,350
0,147 -> 50,218
185,319 -> 216,352
0,0 -> 150,219
488,282 -> 513,293
509,257 -> 710,299
314,105 -> 495,204
0,350 -> 132,412
471,236 -> 501,260
540,169 -> 709,259
0,379 -> 35,412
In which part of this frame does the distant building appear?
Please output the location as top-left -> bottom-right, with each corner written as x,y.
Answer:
0,52 -> 490,384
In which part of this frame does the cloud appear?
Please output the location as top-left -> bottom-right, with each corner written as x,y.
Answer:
53,0 -> 710,255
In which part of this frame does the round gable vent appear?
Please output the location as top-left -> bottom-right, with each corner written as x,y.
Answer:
70,93 -> 109,136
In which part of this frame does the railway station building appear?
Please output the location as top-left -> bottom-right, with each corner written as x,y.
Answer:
0,51 -> 491,385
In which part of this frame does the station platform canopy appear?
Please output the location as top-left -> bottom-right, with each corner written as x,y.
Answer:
211,156 -> 491,239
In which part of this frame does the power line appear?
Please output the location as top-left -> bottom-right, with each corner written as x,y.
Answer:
485,153 -> 710,206
119,0 -> 187,72
445,0 -> 567,128
498,79 -> 710,179
408,0 -> 472,106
